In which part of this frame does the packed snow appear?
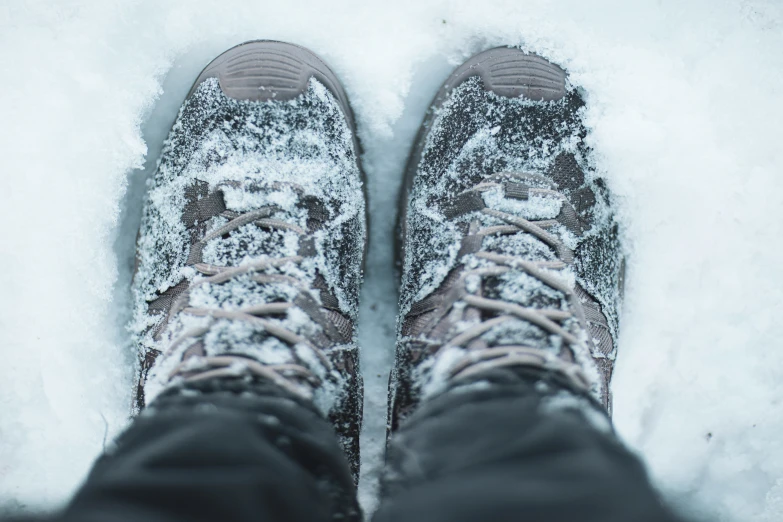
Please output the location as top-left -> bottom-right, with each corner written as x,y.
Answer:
1,1 -> 782,521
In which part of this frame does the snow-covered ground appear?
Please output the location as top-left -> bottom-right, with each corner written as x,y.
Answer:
1,0 -> 782,520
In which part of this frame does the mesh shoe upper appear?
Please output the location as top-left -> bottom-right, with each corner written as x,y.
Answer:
131,46 -> 366,473
390,49 -> 624,432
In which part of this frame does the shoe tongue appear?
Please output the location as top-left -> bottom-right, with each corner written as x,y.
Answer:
458,193 -> 575,351
219,180 -> 307,221
202,317 -> 303,363
195,179 -> 309,264
183,182 -> 314,353
201,214 -> 301,266
473,266 -> 571,351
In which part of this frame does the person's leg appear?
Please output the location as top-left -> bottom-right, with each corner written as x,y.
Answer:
385,47 -> 684,521
376,369 -> 681,522
59,380 -> 359,522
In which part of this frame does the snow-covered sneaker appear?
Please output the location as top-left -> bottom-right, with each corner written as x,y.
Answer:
389,48 -> 624,432
131,41 -> 367,473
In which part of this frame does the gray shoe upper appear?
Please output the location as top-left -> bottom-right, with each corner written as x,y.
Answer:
390,48 -> 624,431
131,41 -> 366,474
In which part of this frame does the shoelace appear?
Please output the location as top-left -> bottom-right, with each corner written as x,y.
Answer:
431,172 -> 593,391
158,204 -> 334,399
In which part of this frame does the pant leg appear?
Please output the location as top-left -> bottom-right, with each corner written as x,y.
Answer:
17,379 -> 360,522
374,368 -> 685,522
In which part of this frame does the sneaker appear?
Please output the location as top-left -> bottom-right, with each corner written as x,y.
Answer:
389,47 -> 624,432
131,41 -> 367,474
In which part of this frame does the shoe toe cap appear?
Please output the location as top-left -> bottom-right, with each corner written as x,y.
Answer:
451,47 -> 567,101
187,40 -> 352,111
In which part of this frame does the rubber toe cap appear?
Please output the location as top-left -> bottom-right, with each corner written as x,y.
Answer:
448,47 -> 567,101
187,40 -> 353,114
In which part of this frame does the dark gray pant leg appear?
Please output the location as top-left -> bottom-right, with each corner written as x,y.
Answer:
374,369 -> 684,522
25,380 -> 359,522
